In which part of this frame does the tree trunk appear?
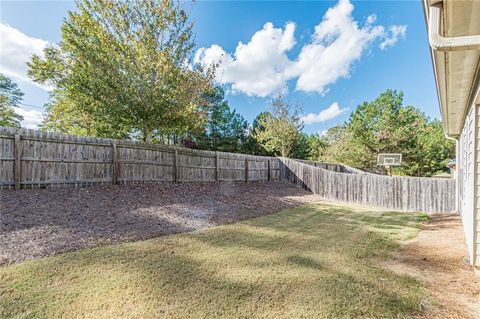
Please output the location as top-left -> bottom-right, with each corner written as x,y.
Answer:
144,127 -> 153,143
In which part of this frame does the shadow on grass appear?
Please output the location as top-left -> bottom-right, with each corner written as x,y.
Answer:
285,255 -> 325,270
1,202 -> 429,319
419,214 -> 459,231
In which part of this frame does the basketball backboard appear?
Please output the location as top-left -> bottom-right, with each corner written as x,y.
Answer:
377,153 -> 402,167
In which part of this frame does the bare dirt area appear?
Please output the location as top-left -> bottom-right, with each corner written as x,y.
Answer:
381,214 -> 480,319
0,181 -> 320,266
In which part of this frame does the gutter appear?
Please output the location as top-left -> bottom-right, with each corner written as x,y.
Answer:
428,2 -> 480,51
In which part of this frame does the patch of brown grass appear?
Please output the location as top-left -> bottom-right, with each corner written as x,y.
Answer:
380,214 -> 480,319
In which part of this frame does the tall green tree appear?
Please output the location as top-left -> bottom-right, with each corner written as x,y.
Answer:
402,119 -> 454,176
254,95 -> 302,157
29,0 -> 213,142
322,90 -> 454,176
243,112 -> 273,156
291,132 -> 310,160
196,86 -> 249,153
0,74 -> 24,128
40,92 -> 131,137
321,126 -> 371,168
306,133 -> 328,161
290,133 -> 326,161
347,90 -> 422,168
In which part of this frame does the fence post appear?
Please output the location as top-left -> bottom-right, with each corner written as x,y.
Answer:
267,159 -> 271,181
174,150 -> 178,183
112,143 -> 118,185
245,158 -> 249,182
215,151 -> 219,182
14,134 -> 21,190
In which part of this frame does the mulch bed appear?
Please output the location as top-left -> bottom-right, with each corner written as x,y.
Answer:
0,182 -> 320,266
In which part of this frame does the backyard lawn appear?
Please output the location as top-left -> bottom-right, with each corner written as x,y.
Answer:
0,202 -> 430,319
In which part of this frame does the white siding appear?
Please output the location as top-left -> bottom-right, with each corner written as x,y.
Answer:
476,106 -> 480,265
458,104 -> 475,264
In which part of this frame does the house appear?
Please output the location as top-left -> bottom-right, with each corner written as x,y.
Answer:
423,0 -> 480,267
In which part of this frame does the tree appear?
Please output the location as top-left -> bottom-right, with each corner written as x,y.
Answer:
243,112 -> 273,156
402,119 -> 454,176
254,95 -> 302,157
321,90 -> 454,176
0,74 -> 24,128
40,92 -> 131,138
291,132 -> 310,159
28,0 -> 213,142
321,126 -> 371,168
290,133 -> 327,161
196,86 -> 249,153
347,90 -> 422,169
305,133 -> 328,161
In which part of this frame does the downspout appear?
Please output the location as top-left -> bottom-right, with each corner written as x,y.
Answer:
428,2 -> 480,51
444,133 -> 459,213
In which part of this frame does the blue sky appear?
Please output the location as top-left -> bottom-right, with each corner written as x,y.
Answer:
0,0 -> 438,134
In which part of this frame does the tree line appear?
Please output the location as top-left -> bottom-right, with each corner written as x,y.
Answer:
0,0 -> 454,177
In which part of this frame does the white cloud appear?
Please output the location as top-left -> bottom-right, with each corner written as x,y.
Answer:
291,0 -> 385,93
366,14 -> 377,25
301,102 -> 347,125
320,129 -> 328,137
195,0 -> 406,97
195,22 -> 296,97
14,107 -> 44,129
0,23 -> 50,90
379,25 -> 407,50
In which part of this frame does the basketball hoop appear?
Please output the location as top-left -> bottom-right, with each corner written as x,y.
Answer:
377,153 -> 402,175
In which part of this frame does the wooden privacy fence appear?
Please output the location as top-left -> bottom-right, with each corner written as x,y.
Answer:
0,127 -> 280,189
279,158 -> 456,213
0,126 -> 456,213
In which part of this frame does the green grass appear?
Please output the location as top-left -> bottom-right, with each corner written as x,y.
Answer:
0,202 -> 429,319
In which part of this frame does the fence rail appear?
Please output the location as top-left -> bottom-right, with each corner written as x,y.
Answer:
279,158 -> 455,213
0,127 -> 280,189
